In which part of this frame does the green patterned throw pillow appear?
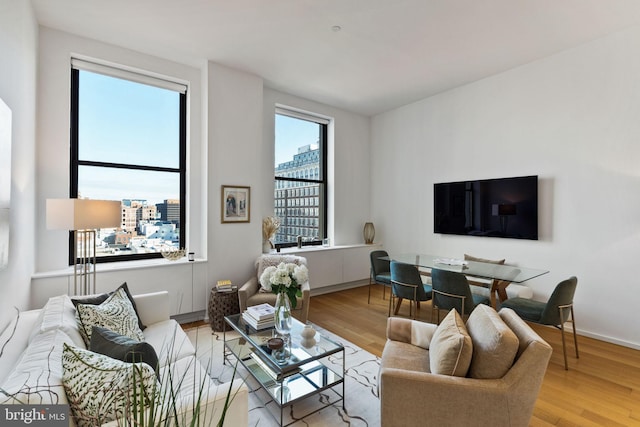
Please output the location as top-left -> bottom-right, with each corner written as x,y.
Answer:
61,343 -> 159,427
76,286 -> 145,346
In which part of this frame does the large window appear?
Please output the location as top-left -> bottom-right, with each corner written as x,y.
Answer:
274,108 -> 327,247
70,59 -> 186,263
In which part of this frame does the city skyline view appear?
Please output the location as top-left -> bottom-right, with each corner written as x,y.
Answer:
78,71 -> 319,205
76,68 -> 324,255
77,70 -> 181,205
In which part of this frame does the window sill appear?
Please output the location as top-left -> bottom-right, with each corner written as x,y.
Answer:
32,257 -> 207,280
271,243 -> 380,255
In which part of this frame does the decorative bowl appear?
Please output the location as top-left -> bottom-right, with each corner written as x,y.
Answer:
161,248 -> 186,261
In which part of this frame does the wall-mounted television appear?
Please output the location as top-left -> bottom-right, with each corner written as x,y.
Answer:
434,175 -> 538,240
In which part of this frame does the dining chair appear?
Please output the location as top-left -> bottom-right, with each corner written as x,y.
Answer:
369,250 -> 392,303
430,268 -> 490,323
389,261 -> 432,319
501,276 -> 579,370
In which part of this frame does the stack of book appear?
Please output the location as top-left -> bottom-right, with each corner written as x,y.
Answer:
242,303 -> 275,330
216,279 -> 236,292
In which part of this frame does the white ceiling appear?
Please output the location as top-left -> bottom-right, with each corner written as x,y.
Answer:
31,0 -> 640,116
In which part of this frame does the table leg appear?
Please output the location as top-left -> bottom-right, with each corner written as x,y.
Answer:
489,280 -> 511,308
489,285 -> 498,309
496,281 -> 509,302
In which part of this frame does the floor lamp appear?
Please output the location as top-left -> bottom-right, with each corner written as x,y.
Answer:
46,199 -> 121,295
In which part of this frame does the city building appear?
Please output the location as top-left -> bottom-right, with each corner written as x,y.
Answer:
156,199 -> 181,228
274,144 -> 321,244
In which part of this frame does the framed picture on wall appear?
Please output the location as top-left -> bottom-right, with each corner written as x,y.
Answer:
221,185 -> 250,223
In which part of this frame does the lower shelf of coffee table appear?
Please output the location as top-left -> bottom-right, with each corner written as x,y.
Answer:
225,336 -> 344,407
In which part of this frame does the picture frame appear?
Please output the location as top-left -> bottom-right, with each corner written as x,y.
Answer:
221,185 -> 250,223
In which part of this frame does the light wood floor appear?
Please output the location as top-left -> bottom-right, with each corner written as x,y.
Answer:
307,285 -> 640,427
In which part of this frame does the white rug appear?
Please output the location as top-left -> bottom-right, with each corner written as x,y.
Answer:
186,325 -> 381,426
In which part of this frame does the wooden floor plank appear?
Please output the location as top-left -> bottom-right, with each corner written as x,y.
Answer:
307,285 -> 640,427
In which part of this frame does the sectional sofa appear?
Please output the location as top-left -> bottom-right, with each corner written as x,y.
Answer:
0,287 -> 248,426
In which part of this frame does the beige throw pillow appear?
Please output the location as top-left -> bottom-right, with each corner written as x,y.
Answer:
464,254 -> 511,291
464,254 -> 505,265
429,309 -> 473,377
466,304 -> 519,379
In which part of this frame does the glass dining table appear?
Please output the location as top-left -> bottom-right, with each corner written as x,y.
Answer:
382,253 -> 549,308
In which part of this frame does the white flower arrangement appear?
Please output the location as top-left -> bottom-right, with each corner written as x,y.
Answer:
259,262 -> 308,308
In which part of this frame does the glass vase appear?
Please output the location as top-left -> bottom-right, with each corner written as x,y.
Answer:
274,291 -> 293,335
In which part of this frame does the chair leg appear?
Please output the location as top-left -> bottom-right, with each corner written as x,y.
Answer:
368,276 -> 372,304
388,291 -> 393,317
383,284 -> 386,300
560,320 -> 569,370
558,304 -> 579,370
558,305 -> 570,370
571,306 -> 579,359
394,298 -> 403,315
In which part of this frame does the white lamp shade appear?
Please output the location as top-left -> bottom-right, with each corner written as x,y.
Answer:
46,199 -> 121,230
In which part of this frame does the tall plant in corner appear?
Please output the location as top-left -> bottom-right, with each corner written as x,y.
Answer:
114,325 -> 242,427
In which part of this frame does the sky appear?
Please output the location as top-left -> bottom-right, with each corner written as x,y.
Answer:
79,70 -> 318,205
274,114 -> 320,166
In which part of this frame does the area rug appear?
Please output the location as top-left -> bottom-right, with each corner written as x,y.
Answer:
186,325 -> 381,426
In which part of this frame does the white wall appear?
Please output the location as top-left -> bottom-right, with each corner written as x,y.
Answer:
371,24 -> 640,349
32,28 -> 208,310
203,78 -> 372,289
205,62 -> 263,288
0,0 -> 38,332
263,88 -> 371,246
29,30 -> 372,315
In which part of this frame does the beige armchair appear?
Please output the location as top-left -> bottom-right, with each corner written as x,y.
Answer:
238,254 -> 311,323
380,307 -> 552,427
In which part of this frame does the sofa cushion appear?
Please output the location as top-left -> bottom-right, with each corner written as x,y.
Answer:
28,295 -> 86,348
76,286 -> 145,346
0,309 -> 41,384
429,309 -> 473,377
465,304 -> 519,379
90,326 -> 159,379
62,343 -> 159,427
142,319 -> 196,367
0,328 -> 74,405
380,340 -> 431,374
72,282 -> 146,331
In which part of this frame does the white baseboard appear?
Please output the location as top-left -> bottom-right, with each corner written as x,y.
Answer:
310,279 -> 369,296
173,310 -> 206,324
574,328 -> 640,350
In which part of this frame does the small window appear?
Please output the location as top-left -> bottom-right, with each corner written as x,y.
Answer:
273,108 -> 328,247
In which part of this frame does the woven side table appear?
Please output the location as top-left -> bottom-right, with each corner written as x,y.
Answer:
208,288 -> 240,331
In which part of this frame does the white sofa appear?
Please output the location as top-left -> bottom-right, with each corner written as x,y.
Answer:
0,291 -> 248,426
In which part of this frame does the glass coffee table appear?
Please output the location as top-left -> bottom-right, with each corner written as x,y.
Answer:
224,314 -> 345,427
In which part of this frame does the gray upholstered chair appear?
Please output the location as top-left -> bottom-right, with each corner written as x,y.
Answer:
431,268 -> 489,322
238,255 -> 311,323
389,261 -> 432,319
501,276 -> 579,370
369,250 -> 392,303
379,307 -> 553,427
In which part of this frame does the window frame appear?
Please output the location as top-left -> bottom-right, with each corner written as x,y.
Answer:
69,63 -> 187,264
273,108 -> 328,249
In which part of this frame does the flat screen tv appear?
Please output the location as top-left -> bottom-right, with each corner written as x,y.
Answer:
434,175 -> 538,240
